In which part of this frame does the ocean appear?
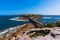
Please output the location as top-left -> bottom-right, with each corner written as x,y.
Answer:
38,15 -> 60,24
0,15 -> 60,31
0,15 -> 30,31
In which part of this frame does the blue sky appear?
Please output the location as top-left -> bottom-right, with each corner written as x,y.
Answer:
0,0 -> 60,15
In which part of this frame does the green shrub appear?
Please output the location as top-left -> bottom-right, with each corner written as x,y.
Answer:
56,20 -> 60,26
38,25 -> 47,28
46,22 -> 58,28
34,30 -> 49,37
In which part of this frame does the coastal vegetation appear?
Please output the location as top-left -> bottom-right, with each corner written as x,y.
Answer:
46,22 -> 58,28
38,25 -> 46,28
33,30 -> 50,37
23,14 -> 42,18
46,21 -> 60,27
37,20 -> 60,28
56,20 -> 60,26
18,14 -> 42,20
34,20 -> 60,36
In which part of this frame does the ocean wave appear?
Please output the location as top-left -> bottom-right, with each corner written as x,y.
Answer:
9,17 -> 29,21
43,17 -> 60,19
0,24 -> 26,37
43,17 -> 51,19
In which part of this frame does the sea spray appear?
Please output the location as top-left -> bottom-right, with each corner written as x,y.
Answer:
10,17 -> 29,21
0,24 -> 26,37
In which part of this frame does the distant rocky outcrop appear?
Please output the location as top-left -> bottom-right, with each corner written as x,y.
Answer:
18,14 -> 42,20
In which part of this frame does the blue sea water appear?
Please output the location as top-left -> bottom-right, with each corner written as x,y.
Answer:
0,15 -> 60,31
0,15 -> 30,31
38,15 -> 60,24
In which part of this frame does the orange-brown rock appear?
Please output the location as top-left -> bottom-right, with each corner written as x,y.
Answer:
20,23 -> 35,32
0,37 -> 4,40
1,23 -> 35,40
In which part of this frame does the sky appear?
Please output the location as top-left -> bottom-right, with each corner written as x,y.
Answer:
0,0 -> 60,15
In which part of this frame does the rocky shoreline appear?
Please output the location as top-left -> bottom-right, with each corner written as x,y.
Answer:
0,23 -> 60,40
0,24 -> 26,37
0,23 -> 35,40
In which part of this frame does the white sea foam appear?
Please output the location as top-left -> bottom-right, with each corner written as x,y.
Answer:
43,17 -> 51,19
0,24 -> 26,37
10,17 -> 29,21
43,17 -> 60,19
